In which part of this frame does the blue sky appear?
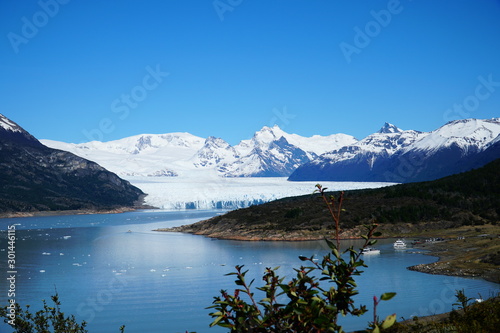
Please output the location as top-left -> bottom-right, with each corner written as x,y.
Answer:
1,0 -> 500,145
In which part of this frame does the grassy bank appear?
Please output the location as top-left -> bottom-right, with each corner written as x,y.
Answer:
405,224 -> 500,284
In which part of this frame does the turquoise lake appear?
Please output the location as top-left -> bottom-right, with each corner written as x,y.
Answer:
0,210 -> 498,332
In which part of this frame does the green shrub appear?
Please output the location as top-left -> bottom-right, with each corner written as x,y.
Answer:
207,185 -> 397,332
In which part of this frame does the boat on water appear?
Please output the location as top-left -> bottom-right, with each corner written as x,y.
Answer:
361,247 -> 381,255
393,239 -> 407,249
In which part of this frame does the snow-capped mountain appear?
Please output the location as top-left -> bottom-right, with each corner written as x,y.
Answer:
0,113 -> 144,213
42,132 -> 205,177
217,125 -> 348,177
318,122 -> 423,164
191,136 -> 240,168
289,118 -> 500,183
41,118 -> 500,183
42,125 -> 357,178
0,113 -> 42,146
406,118 -> 500,154
219,136 -> 310,177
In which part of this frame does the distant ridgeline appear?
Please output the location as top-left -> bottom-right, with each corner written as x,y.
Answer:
289,118 -> 500,183
167,158 -> 500,240
41,118 -> 500,182
0,114 -> 144,214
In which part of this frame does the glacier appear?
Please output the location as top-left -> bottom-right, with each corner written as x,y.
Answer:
125,172 -> 396,210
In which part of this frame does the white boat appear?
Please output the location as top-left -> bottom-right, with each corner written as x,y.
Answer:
393,239 -> 407,249
361,247 -> 381,255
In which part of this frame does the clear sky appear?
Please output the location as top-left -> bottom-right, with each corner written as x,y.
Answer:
1,0 -> 500,145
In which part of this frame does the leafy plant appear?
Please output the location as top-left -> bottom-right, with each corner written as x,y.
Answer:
0,293 -> 90,333
452,289 -> 474,313
0,293 -> 126,333
207,185 -> 396,332
386,291 -> 500,333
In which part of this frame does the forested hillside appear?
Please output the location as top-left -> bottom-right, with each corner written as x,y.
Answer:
163,159 -> 500,240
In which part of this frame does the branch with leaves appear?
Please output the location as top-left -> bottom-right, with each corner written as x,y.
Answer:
208,186 -> 397,332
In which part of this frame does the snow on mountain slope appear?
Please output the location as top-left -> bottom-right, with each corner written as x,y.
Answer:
0,114 -> 23,133
218,125 -> 357,177
318,123 -> 423,164
42,132 -> 205,177
220,136 -> 311,177
407,118 -> 500,154
190,136 -> 240,168
42,125 -> 355,178
234,125 -> 357,158
289,118 -> 500,183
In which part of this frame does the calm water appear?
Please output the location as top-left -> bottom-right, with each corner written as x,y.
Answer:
0,210 -> 498,333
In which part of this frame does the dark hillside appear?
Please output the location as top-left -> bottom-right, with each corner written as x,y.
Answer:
162,159 -> 500,240
0,114 -> 144,214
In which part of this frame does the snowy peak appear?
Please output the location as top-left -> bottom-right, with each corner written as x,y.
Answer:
192,136 -> 239,168
244,125 -> 357,157
220,126 -> 356,177
321,125 -> 421,163
289,117 -> 500,183
0,114 -> 144,212
377,122 -> 402,134
42,124 -> 356,178
204,136 -> 232,149
0,114 -> 23,133
0,113 -> 42,147
221,135 -> 311,177
251,125 -> 286,147
409,118 -> 500,153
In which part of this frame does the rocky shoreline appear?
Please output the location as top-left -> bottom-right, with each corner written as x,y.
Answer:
158,220 -> 369,241
0,204 -> 156,219
160,220 -> 500,284
406,231 -> 500,284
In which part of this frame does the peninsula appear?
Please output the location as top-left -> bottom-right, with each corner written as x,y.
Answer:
157,159 -> 500,283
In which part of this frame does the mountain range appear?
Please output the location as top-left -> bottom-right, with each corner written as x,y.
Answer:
42,118 -> 500,182
42,125 -> 357,178
0,114 -> 144,214
289,118 -> 500,183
